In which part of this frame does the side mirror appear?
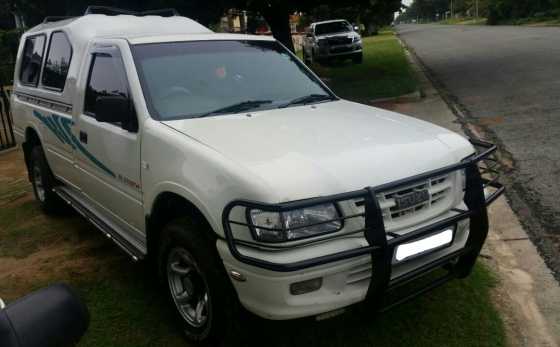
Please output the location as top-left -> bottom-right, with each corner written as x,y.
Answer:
95,95 -> 137,132
0,283 -> 89,347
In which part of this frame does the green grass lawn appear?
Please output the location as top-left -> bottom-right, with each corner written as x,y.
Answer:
439,18 -> 488,25
512,16 -> 560,26
301,31 -> 418,103
0,151 -> 506,346
438,16 -> 560,26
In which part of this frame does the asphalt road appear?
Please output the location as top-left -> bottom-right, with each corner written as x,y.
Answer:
397,24 -> 560,279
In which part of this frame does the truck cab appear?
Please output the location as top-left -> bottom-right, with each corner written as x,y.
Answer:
11,7 -> 503,343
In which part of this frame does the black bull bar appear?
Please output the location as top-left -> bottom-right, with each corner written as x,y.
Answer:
222,139 -> 504,310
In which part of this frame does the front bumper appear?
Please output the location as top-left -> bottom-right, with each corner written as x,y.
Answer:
221,139 -> 504,319
315,44 -> 362,59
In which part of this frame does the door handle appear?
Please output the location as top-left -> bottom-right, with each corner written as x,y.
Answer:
79,131 -> 88,144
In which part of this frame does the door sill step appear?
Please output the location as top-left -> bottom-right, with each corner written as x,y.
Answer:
54,186 -> 145,261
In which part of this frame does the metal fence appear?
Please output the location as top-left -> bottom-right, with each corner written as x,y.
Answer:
0,82 -> 15,151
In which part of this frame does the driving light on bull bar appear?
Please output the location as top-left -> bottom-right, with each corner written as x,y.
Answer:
249,204 -> 342,242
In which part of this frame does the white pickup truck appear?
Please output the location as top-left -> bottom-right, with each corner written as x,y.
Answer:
11,7 -> 503,343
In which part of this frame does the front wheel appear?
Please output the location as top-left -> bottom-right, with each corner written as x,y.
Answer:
352,52 -> 363,64
159,217 -> 238,343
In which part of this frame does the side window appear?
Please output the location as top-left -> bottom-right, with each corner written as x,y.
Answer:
20,35 -> 46,86
84,53 -> 130,116
42,31 -> 72,90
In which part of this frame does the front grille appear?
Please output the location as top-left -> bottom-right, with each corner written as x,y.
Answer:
355,174 -> 454,230
328,37 -> 353,45
330,46 -> 353,53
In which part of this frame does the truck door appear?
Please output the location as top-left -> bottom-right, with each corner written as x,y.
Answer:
74,45 -> 144,237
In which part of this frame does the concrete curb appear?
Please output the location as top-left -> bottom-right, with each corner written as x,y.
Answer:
369,90 -> 422,104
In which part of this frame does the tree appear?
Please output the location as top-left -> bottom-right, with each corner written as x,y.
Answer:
237,0 -> 402,51
304,1 -> 403,36
5,0 -> 229,28
398,0 -> 559,24
234,0 -> 318,52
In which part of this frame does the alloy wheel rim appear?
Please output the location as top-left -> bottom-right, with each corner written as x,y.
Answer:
33,164 -> 46,202
167,247 -> 209,328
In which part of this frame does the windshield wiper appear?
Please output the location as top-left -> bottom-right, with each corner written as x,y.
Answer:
196,100 -> 273,118
278,94 -> 335,109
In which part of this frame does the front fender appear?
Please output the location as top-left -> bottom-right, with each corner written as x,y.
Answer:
145,181 -> 219,235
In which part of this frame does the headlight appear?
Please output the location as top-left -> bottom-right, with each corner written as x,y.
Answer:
248,203 -> 342,242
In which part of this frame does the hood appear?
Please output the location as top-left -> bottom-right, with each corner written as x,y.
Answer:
163,100 -> 474,202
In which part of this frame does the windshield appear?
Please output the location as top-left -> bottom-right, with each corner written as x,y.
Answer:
131,40 -> 334,120
315,21 -> 352,36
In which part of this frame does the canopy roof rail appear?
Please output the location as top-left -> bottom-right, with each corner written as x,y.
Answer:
84,6 -> 179,17
42,16 -> 74,23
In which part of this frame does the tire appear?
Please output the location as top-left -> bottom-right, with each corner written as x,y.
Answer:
158,217 -> 238,344
29,146 -> 66,214
352,52 -> 363,64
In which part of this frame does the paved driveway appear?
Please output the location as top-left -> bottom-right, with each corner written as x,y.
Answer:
397,24 -> 560,278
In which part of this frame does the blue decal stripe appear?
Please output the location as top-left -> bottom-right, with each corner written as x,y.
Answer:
46,116 -> 68,145
52,115 -> 73,146
71,136 -> 116,177
34,111 -> 64,143
32,110 -> 115,178
58,117 -> 76,150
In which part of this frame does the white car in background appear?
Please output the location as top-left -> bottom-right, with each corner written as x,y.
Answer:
10,6 -> 503,343
303,19 -> 363,64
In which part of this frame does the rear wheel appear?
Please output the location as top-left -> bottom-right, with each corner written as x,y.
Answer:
29,146 -> 66,214
158,217 -> 238,343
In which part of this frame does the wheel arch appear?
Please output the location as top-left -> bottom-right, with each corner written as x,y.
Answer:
22,126 -> 43,181
146,190 -> 219,257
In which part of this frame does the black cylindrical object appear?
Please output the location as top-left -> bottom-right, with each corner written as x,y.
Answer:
0,283 -> 90,347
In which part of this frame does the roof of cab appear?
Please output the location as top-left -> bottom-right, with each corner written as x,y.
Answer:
25,14 -> 213,42
24,14 -> 276,46
311,19 -> 349,26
